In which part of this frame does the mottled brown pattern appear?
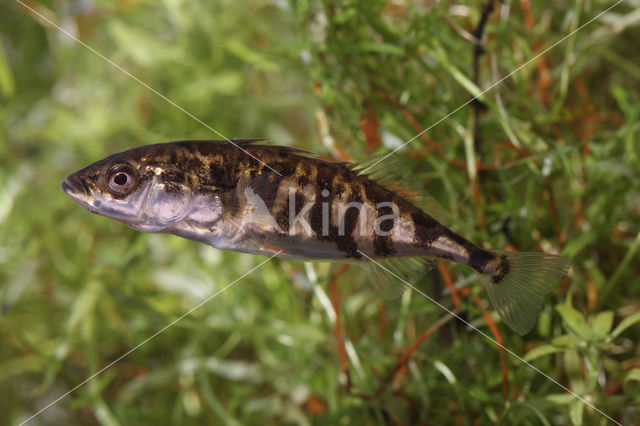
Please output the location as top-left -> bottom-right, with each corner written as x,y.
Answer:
73,140 -> 491,264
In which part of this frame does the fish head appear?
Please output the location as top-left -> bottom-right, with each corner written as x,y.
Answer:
61,146 -> 193,232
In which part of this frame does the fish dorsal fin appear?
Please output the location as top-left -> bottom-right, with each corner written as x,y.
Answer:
360,257 -> 434,299
349,155 -> 446,223
236,140 -> 319,158
183,139 -> 315,155
224,138 -> 271,146
174,138 -> 270,146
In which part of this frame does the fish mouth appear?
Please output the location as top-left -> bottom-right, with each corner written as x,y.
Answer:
61,173 -> 93,208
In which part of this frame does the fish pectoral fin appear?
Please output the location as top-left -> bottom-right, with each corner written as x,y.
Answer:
360,257 -> 434,299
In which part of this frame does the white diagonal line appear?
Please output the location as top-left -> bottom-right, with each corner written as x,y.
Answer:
18,251 -> 282,426
359,0 -> 624,175
14,0 -> 282,176
357,250 -> 621,426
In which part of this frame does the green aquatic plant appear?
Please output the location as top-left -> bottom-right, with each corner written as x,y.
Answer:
1,0 -> 639,424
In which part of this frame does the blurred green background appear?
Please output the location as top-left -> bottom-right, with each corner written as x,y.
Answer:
2,0 -> 640,424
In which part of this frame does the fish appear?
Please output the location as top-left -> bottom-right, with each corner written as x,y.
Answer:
61,139 -> 571,334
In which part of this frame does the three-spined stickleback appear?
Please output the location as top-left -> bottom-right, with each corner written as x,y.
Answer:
62,140 -> 570,334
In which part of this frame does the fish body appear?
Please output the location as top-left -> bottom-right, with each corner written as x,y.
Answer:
62,140 -> 570,334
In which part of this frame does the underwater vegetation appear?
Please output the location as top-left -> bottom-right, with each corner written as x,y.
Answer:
2,1 -> 640,424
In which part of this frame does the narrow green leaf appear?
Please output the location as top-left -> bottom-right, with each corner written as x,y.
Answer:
225,39 -> 278,70
564,349 -> 585,394
469,387 -> 492,402
624,369 -> 640,401
544,393 -> 576,405
598,230 -> 640,305
569,399 -> 584,426
499,401 -> 552,426
433,360 -> 456,384
561,230 -> 597,258
595,342 -> 617,351
524,344 -> 563,362
592,311 -> 614,339
0,43 -> 15,98
344,42 -> 405,56
624,368 -> 640,384
556,305 -> 592,339
612,311 -> 640,337
551,334 -> 582,347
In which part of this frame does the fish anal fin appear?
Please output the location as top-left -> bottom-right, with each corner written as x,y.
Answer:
360,257 -> 434,299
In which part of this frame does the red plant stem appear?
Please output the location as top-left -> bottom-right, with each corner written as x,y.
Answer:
377,89 -> 531,172
438,262 -> 461,308
474,295 -> 510,399
329,264 -> 351,389
374,312 -> 456,397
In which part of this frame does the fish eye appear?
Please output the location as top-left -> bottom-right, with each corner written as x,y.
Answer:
106,164 -> 137,195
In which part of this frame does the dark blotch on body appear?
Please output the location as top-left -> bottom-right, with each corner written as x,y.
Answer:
412,212 -> 442,246
373,204 -> 395,257
251,174 -> 281,212
309,185 -> 325,238
160,170 -> 185,184
468,248 -> 497,274
490,255 -> 510,284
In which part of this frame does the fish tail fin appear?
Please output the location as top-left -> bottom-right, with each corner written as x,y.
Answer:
480,251 -> 571,335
